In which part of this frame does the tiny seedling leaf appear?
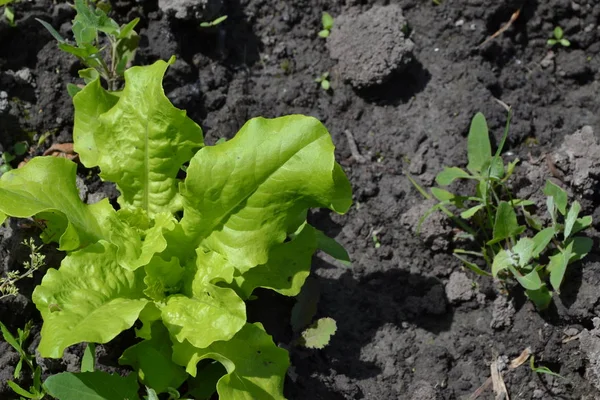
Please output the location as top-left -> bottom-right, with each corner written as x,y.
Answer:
569,236 -> 593,263
435,167 -> 471,186
492,249 -> 512,277
564,200 -> 581,239
525,286 -> 552,310
460,204 -> 484,219
543,180 -> 567,215
430,187 -> 455,202
321,12 -> 333,30
44,371 -> 140,400
511,266 -> 543,291
6,381 -> 36,398
321,79 -> 330,90
548,246 -> 571,293
467,112 -> 491,173
531,227 -> 555,258
4,6 -> 15,27
489,201 -> 523,244
513,238 -> 535,267
560,39 -> 570,47
81,343 -> 95,372
488,156 -> 505,180
300,317 -> 337,349
454,254 -> 491,276
318,29 -> 330,38
36,18 -> 66,42
572,215 -> 592,235
553,26 -> 564,40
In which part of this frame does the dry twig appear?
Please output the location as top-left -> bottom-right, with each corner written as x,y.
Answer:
478,9 -> 521,48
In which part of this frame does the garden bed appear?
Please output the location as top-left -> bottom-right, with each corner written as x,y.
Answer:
2,0 -> 600,398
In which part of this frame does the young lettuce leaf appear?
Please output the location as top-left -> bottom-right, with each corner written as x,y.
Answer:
73,57 -> 204,216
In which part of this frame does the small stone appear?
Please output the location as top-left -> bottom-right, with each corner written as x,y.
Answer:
445,271 -> 474,304
564,327 -> 580,336
455,19 -> 464,27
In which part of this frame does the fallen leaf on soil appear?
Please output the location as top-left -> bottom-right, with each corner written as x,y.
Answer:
509,347 -> 531,369
491,359 -> 510,400
18,143 -> 79,168
478,9 -> 521,48
43,142 -> 77,159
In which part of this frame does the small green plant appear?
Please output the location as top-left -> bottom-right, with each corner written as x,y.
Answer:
0,58 -> 352,398
1,0 -> 15,26
0,141 -> 28,175
548,26 -> 570,47
36,0 -> 140,91
318,12 -> 333,38
315,72 -> 331,91
530,355 -> 564,379
0,238 -> 46,300
0,320 -> 48,399
199,14 -> 227,28
409,111 -> 592,309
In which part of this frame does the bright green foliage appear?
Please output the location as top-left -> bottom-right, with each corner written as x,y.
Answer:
0,60 -> 351,398
315,72 -> 331,91
199,15 -> 228,28
73,59 -> 204,216
409,111 -> 593,309
172,323 -> 289,399
45,371 -> 140,400
37,0 -> 140,91
119,323 -> 187,393
318,12 -> 333,38
1,0 -> 15,27
548,26 -> 570,47
300,317 -> 337,349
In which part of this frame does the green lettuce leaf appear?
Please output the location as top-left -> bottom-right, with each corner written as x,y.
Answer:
172,323 -> 288,400
111,211 -> 177,271
181,115 -> 352,273
0,157 -> 110,251
233,223 -> 317,299
120,323 -> 187,393
73,58 -> 204,216
32,241 -> 148,358
143,256 -> 184,301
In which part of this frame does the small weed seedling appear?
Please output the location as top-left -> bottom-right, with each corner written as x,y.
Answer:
0,320 -> 47,399
0,238 -> 46,300
315,72 -> 331,91
318,12 -> 333,38
409,111 -> 592,309
37,0 -> 140,91
1,0 -> 15,26
0,141 -> 28,175
548,26 -> 570,47
200,15 -> 228,28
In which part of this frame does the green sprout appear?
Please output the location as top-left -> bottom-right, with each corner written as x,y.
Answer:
0,320 -> 47,399
548,26 -> 570,47
315,72 -> 331,91
36,0 -> 140,92
200,15 -> 228,28
408,111 -> 592,310
0,141 -> 28,176
1,0 -> 15,27
318,12 -> 333,38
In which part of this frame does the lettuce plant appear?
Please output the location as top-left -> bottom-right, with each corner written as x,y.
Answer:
0,58 -> 352,398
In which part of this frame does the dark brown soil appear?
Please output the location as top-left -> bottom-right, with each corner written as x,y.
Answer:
2,0 -> 600,399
